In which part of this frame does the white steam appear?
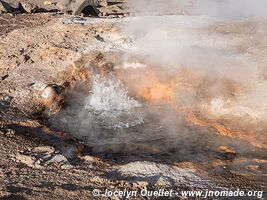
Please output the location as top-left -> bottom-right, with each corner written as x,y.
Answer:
122,0 -> 267,124
127,0 -> 267,19
192,0 -> 267,19
123,15 -> 259,84
51,0 -> 267,157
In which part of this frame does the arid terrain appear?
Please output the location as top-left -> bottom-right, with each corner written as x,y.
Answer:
0,0 -> 266,199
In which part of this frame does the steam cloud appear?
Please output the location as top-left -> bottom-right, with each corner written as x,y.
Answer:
52,0 -> 267,164
126,0 -> 267,19
123,0 -> 267,124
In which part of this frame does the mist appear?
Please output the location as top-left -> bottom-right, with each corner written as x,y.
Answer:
50,0 -> 267,161
122,0 -> 267,124
126,0 -> 267,19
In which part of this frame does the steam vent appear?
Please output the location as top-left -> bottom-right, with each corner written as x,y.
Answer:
0,0 -> 266,199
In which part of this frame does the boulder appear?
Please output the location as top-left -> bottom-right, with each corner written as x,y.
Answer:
62,0 -> 107,15
72,0 -> 98,15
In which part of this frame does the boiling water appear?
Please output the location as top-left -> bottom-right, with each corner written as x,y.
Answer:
49,73 -> 266,170
84,75 -> 143,129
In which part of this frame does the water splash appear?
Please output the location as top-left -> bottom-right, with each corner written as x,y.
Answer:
84,75 -> 143,129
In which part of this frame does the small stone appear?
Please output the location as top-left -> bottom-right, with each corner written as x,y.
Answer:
21,54 -> 32,64
42,86 -> 56,99
95,34 -> 104,42
80,155 -> 98,163
46,154 -> 68,164
34,159 -> 42,169
32,146 -> 55,154
1,75 -> 9,81
44,1 -> 52,6
60,164 -> 74,170
15,154 -> 36,167
30,81 -> 47,91
19,48 -> 25,55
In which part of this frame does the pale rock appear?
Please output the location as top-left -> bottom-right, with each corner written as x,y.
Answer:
32,146 -> 55,154
15,154 -> 42,169
44,1 -> 53,6
60,164 -> 74,170
30,81 -> 47,92
80,155 -> 98,163
46,154 -> 69,164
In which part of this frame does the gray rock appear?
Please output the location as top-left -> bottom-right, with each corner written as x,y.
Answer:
46,154 -> 69,164
115,161 -> 216,189
0,1 -> 11,13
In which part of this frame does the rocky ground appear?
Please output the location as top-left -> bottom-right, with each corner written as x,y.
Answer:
0,1 -> 266,200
